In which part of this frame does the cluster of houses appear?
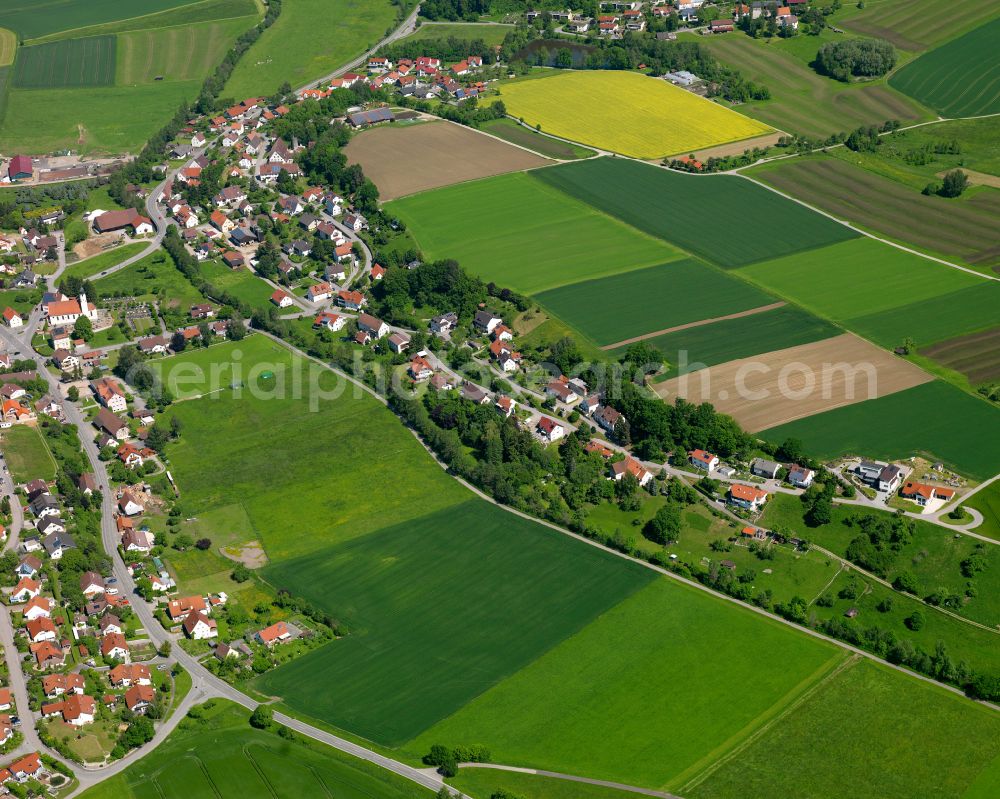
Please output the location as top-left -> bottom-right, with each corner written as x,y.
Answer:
328,54 -> 489,102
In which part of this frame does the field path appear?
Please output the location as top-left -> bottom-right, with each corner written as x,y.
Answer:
600,301 -> 786,350
458,764 -> 683,798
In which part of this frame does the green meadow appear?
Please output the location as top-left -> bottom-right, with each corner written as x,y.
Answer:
0,0 -> 195,39
224,0 -> 398,97
257,501 -> 653,744
95,248 -> 204,310
198,260 -> 276,308
13,35 -> 116,88
450,769 -> 640,799
62,242 -> 147,282
687,659 -> 1000,799
964,481 -> 1000,542
1,425 -> 56,483
410,578 -> 844,790
481,117 -> 596,160
642,304 -> 840,377
387,170 -> 680,294
533,157 -> 859,268
76,700 -> 431,799
761,381 -> 1000,480
534,259 -> 776,347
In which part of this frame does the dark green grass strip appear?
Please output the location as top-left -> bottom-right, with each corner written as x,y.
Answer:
532,157 -> 859,268
13,35 -> 116,88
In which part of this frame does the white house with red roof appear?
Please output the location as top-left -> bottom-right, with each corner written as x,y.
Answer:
307,282 -> 333,303
256,621 -> 292,647
610,456 -> 652,487
728,483 -> 769,511
2,308 -> 21,328
536,416 -> 565,444
270,289 -> 295,308
689,449 -> 719,471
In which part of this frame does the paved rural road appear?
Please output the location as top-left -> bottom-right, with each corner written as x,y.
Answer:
296,3 -> 422,93
460,763 -> 683,798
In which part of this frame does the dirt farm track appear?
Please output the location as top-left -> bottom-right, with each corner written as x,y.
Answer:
655,333 -> 934,431
343,119 -> 551,201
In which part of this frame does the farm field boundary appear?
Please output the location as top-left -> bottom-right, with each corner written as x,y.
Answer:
654,333 -> 934,432
532,157 -> 859,268
918,326 -> 1000,384
0,0 -> 196,40
343,120 -> 551,201
840,0 -> 1000,51
600,301 -> 786,350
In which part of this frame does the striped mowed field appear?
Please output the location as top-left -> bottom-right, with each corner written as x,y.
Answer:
13,35 -> 115,88
0,27 -> 15,66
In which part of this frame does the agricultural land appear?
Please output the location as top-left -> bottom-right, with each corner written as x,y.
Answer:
889,16 -> 1000,117
839,0 -> 1000,51
343,119 -> 551,201
0,424 -> 56,483
499,70 -> 773,158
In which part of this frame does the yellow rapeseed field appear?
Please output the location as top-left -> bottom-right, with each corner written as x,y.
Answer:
500,70 -> 773,158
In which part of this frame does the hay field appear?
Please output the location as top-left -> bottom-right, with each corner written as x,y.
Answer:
116,17 -> 256,84
343,120 -> 551,200
500,70 -> 773,159
889,17 -> 1000,117
0,27 -> 14,65
654,333 -> 933,432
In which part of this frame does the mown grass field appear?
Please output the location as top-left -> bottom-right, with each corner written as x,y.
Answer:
920,326 -> 1000,385
61,242 -> 147,282
0,78 -> 199,153
964,481 -> 1000,542
198,260 -> 276,308
116,18 -> 256,84
13,35 -> 116,88
29,0 -> 258,43
762,381 -> 1000,480
698,33 -> 930,139
0,0 -> 194,39
77,700 -> 431,799
450,769 -> 640,799
751,155 -> 1000,270
534,259 -> 776,347
642,304 -> 841,378
257,500 -> 653,744
534,158 -> 859,268
889,16 -> 1000,117
409,578 -> 843,789
225,0 -> 398,97
386,171 -> 680,293
839,0 -> 1000,51
1,425 -> 56,483
0,27 -> 14,64
737,237 -> 998,348
501,70 -> 772,158
686,659 -> 1000,799
480,117 -> 595,159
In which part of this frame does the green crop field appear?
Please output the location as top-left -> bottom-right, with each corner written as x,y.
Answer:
30,0 -> 258,43
0,78 -> 199,153
686,659 -> 1000,799
920,326 -> 1000,385
61,242 -> 146,282
0,425 -> 57,483
256,501 -> 652,744
642,304 -> 841,378
410,578 -> 843,790
480,117 -> 595,160
534,158 -> 859,268
198,260 -> 276,308
117,18 -> 256,85
13,35 -> 116,88
95,249 -> 204,310
964,481 -> 1000,543
76,700 -> 431,799
404,22 -> 513,45
890,17 -> 1000,117
738,238 -> 998,348
751,156 -> 1000,270
387,171 -> 680,294
697,33 -> 930,139
225,0 -> 398,98
450,769 -> 641,799
761,381 -> 1000,480
840,0 -> 1000,51
0,0 -> 196,40
535,259 -> 777,347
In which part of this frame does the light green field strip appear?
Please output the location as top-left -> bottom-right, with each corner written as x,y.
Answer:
0,27 -> 15,66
